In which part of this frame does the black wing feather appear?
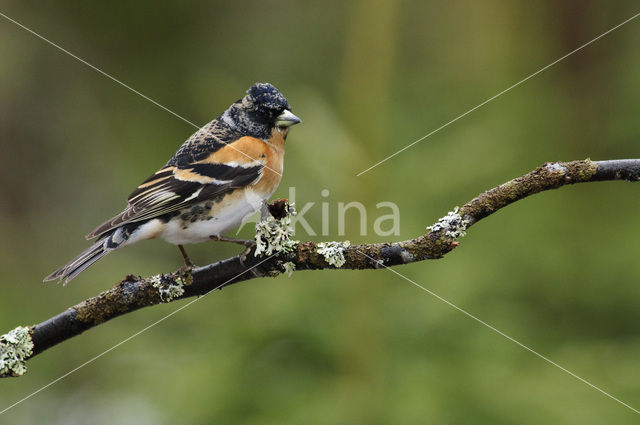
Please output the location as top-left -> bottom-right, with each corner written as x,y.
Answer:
86,163 -> 262,239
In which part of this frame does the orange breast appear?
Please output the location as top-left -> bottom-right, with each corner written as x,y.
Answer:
198,131 -> 286,195
255,129 -> 286,195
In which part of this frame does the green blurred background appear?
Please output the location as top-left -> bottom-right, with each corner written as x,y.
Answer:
1,1 -> 639,424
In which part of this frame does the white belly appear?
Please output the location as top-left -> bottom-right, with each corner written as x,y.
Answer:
157,188 -> 267,245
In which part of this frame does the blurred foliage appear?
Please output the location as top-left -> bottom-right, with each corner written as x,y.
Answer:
1,1 -> 639,424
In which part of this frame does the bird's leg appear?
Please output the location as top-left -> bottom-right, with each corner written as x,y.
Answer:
209,235 -> 256,247
210,235 -> 256,260
177,244 -> 194,267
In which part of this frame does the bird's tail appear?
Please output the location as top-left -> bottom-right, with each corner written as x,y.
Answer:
44,231 -> 120,285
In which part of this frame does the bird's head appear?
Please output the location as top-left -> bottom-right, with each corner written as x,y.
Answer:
222,83 -> 301,140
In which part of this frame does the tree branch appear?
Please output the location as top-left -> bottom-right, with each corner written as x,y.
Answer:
1,159 -> 638,377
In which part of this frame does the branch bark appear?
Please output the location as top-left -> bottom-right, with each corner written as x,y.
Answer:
2,159 -> 639,377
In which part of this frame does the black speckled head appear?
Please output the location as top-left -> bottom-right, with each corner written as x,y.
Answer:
247,83 -> 291,111
221,83 -> 300,140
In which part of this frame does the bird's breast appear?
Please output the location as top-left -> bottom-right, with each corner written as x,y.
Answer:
155,187 -> 272,245
255,132 -> 285,194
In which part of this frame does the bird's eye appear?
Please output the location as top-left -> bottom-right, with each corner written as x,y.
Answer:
268,108 -> 282,120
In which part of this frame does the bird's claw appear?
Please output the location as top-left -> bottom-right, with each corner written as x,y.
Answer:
178,264 -> 195,277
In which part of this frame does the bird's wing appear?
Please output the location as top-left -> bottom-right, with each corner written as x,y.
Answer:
86,137 -> 267,239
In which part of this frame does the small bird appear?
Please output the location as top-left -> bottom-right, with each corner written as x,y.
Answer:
45,83 -> 300,284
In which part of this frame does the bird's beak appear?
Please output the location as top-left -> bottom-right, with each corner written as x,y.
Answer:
275,109 -> 301,127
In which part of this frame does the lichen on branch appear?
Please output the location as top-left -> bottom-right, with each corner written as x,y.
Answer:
1,158 -> 638,378
254,202 -> 299,256
427,207 -> 470,238
316,241 -> 351,267
0,326 -> 34,377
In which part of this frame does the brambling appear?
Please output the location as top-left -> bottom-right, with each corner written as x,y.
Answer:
45,83 -> 300,284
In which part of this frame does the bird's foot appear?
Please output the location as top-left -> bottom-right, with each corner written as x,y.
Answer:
239,244 -> 256,264
210,235 -> 256,248
178,264 -> 195,276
